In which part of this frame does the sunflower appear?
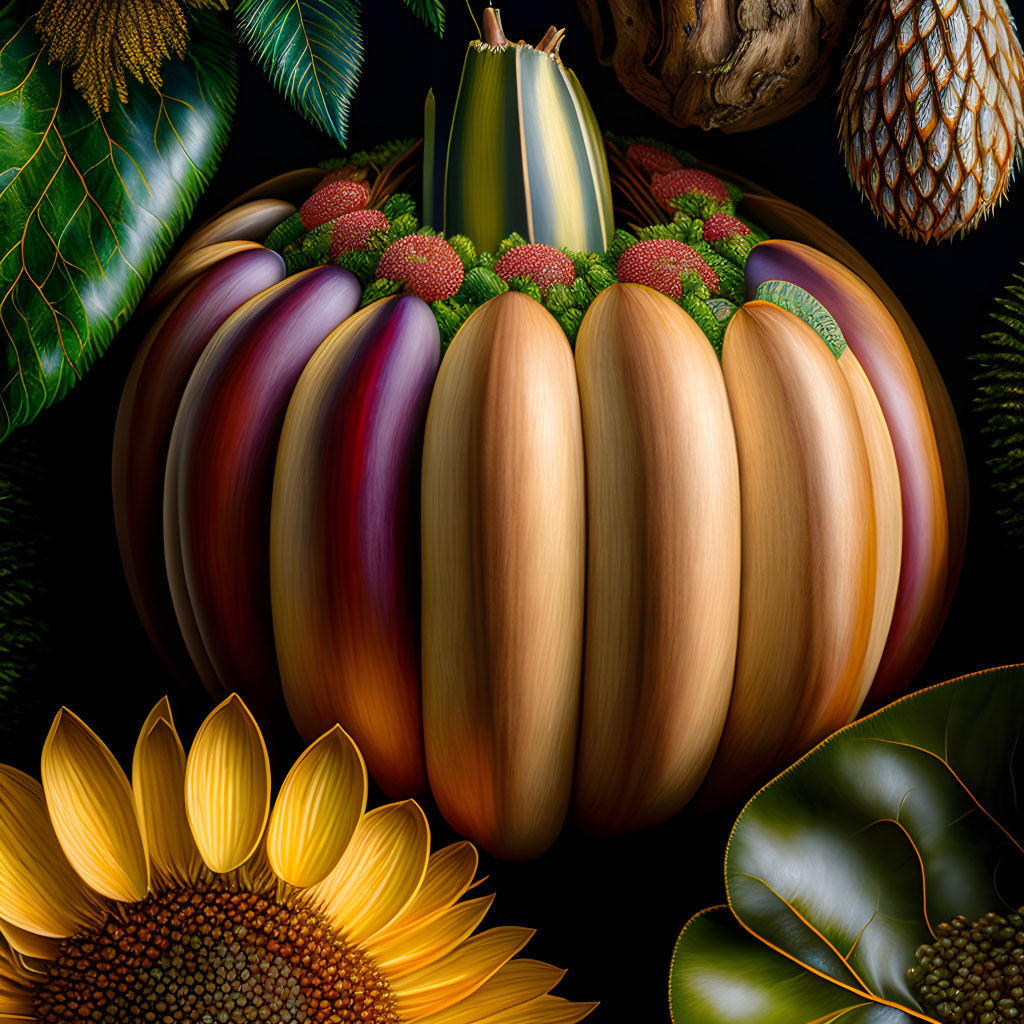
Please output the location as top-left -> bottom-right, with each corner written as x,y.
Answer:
34,0 -> 228,116
0,695 -> 595,1024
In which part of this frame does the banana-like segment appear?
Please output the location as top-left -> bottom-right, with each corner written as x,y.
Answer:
422,291 -> 586,860
113,249 -> 287,681
701,301 -> 878,802
271,296 -> 440,797
738,200 -> 968,638
164,266 -> 361,724
746,240 -> 951,704
573,284 -> 741,835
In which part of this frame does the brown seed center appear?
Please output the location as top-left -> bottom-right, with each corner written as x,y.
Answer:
33,883 -> 400,1024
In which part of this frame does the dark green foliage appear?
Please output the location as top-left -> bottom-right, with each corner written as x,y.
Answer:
237,0 -> 362,147
402,0 -> 445,34
0,435 -> 46,732
446,234 -> 477,270
973,270 -> 1024,545
0,8 -> 236,438
265,212 -> 306,253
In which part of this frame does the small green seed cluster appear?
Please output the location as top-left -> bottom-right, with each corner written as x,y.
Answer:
908,908 -> 1024,1022
34,883 -> 400,1024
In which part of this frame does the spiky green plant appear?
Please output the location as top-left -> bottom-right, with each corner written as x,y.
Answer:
973,269 -> 1024,545
0,435 -> 46,731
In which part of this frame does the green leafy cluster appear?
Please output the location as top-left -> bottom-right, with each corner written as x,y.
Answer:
271,143 -> 766,354
973,268 -> 1024,546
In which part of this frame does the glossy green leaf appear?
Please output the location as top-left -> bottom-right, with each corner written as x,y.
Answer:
402,0 -> 445,35
0,8 -> 236,438
671,666 -> 1024,1023
237,0 -> 362,146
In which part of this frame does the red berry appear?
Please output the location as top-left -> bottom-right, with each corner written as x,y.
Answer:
651,169 -> 729,209
626,143 -> 683,178
314,166 -> 367,190
376,234 -> 465,302
330,210 -> 390,258
299,180 -> 371,229
616,239 -> 719,298
494,243 -> 575,295
702,213 -> 751,242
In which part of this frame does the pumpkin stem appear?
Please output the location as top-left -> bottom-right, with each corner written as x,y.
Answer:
482,7 -> 509,46
536,26 -> 566,53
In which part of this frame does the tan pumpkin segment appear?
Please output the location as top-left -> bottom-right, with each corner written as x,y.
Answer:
701,302 -> 878,801
421,291 -> 587,860
823,348 -> 902,737
572,284 -> 741,835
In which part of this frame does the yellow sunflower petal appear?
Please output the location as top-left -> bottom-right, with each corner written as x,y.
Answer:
0,992 -> 34,1019
41,709 -> 149,903
371,841 -> 479,941
470,995 -> 598,1024
266,726 -> 367,888
305,800 -> 429,944
185,695 -> 270,874
0,919 -> 57,962
395,926 -> 535,1021
371,894 -> 495,977
132,699 -> 201,887
413,960 -> 565,1024
0,765 -> 102,937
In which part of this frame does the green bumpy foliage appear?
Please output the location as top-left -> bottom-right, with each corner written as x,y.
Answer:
274,138 -> 761,351
973,268 -> 1024,547
0,6 -> 236,439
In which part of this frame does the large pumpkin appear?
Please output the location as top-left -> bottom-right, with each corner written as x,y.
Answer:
113,20 -> 967,859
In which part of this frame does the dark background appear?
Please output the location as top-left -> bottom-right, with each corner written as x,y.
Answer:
8,1 -> 1024,1019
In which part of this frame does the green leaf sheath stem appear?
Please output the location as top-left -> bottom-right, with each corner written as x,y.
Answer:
973,268 -> 1024,548
237,0 -> 363,146
670,665 -> 1024,1024
0,8 -> 236,438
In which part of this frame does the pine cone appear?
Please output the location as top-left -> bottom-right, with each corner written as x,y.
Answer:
839,0 -> 1024,242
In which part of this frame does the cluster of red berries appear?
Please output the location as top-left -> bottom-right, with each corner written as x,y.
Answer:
300,177 -> 393,263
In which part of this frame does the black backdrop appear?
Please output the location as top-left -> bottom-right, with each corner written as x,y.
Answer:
8,1 -> 1024,1019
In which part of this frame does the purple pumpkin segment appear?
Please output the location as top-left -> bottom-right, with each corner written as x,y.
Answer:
745,239 -> 949,700
271,296 -> 440,797
113,248 -> 286,680
166,266 -> 362,723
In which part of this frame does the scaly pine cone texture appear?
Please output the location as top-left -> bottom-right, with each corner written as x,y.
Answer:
839,0 -> 1024,242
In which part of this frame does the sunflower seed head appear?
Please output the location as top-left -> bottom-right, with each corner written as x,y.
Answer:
839,0 -> 1024,242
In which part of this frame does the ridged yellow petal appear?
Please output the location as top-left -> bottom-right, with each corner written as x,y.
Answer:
371,841 -> 479,941
0,918 -> 58,961
132,700 -> 201,887
185,696 -> 270,874
306,800 -> 429,944
372,894 -> 495,977
41,709 -> 149,903
0,992 -> 33,1019
396,926 -> 534,1021
472,995 -> 598,1023
0,766 -> 101,938
415,960 -> 566,1024
265,726 -> 367,888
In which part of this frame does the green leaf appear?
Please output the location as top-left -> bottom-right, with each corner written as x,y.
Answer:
670,666 -> 1024,1023
401,0 -> 445,35
237,0 -> 362,147
0,10 -> 236,438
